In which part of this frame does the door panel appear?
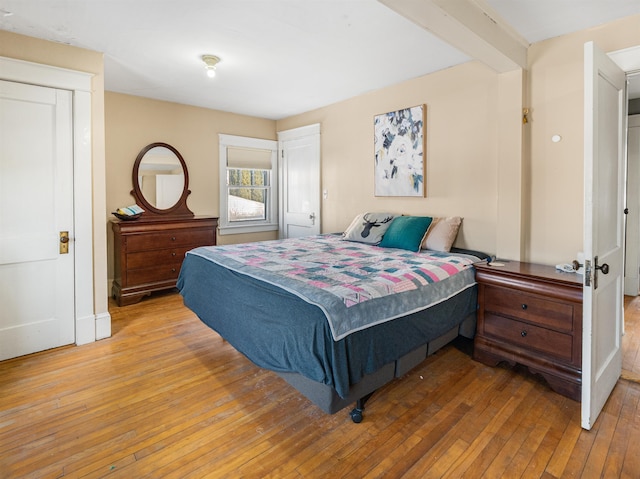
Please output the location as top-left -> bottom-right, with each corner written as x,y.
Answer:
582,41 -> 626,430
279,124 -> 321,239
0,80 -> 75,360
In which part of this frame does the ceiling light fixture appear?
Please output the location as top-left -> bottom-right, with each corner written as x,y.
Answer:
201,54 -> 221,78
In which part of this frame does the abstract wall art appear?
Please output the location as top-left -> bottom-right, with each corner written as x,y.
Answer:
374,104 -> 426,197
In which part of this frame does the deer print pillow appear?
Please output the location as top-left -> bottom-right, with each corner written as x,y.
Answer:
342,212 -> 398,245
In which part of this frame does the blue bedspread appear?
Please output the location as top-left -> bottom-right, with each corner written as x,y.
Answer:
187,234 -> 476,340
178,235 -> 482,398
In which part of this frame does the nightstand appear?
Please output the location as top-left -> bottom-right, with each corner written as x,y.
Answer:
473,261 -> 583,401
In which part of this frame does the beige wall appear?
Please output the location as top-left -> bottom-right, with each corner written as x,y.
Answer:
526,14 -> 640,264
277,61 -> 501,255
0,30 -> 109,317
278,14 -> 640,265
104,92 -> 277,277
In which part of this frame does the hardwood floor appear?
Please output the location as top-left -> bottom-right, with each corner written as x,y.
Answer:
1,292 -> 639,478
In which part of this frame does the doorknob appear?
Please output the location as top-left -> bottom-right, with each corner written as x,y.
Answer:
309,213 -> 316,225
59,231 -> 70,254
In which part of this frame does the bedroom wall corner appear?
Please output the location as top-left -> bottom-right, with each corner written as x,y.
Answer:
104,92 -> 278,280
276,61 -> 501,257
495,68 -> 526,262
525,13 -> 640,265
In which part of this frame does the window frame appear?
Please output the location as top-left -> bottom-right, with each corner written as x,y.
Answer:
218,134 -> 278,235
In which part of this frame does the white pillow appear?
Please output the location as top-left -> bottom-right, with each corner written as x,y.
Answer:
422,216 -> 462,252
342,212 -> 397,245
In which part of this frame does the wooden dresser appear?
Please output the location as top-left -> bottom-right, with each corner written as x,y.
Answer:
473,261 -> 583,401
112,216 -> 217,306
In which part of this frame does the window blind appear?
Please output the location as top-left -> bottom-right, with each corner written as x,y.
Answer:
227,147 -> 272,169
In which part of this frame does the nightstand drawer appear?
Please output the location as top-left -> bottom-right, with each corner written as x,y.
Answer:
483,312 -> 574,362
484,285 -> 574,332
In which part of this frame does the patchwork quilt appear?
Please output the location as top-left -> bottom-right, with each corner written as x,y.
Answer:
188,234 -> 476,341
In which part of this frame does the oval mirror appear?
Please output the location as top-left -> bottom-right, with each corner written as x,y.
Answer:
131,143 -> 193,217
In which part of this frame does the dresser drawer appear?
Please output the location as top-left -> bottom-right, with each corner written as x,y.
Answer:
484,285 -> 575,332
126,246 -> 192,269
126,229 -> 214,252
483,312 -> 574,362
127,264 -> 182,285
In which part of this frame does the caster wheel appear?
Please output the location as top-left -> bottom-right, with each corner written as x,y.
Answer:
350,408 -> 363,423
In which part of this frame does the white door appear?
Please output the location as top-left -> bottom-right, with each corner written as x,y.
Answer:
0,80 -> 75,361
624,115 -> 640,296
582,41 -> 626,430
278,124 -> 321,239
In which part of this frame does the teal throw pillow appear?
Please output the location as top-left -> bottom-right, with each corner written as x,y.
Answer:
379,216 -> 433,252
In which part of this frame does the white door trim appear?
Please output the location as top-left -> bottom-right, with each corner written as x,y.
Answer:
278,123 -> 321,239
625,115 -> 640,296
0,56 -> 99,345
608,44 -> 640,73
278,123 -> 321,142
610,45 -> 640,299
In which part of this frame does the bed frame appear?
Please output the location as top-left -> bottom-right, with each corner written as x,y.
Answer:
277,313 -> 475,422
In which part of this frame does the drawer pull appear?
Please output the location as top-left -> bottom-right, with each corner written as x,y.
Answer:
521,330 -> 527,337
171,268 -> 176,273
521,304 -> 528,310
171,236 -> 176,241
171,252 -> 176,257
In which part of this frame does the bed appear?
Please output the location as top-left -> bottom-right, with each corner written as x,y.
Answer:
178,217 -> 489,422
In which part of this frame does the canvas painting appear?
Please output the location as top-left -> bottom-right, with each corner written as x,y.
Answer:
374,104 -> 426,197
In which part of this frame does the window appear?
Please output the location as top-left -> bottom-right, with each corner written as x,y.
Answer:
219,134 -> 278,235
227,167 -> 269,222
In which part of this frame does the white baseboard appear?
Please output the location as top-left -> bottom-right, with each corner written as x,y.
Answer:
95,311 -> 112,340
76,314 -> 96,345
75,311 -> 112,344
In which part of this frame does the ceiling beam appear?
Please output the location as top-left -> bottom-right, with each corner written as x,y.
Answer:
378,0 -> 528,72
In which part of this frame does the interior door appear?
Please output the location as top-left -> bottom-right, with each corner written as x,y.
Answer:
278,124 -> 321,239
0,80 -> 75,361
625,115 -> 640,296
582,41 -> 626,430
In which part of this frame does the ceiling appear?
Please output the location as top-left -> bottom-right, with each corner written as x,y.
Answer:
1,0 -> 639,120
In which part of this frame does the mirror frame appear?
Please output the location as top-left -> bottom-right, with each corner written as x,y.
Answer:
131,142 -> 194,218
